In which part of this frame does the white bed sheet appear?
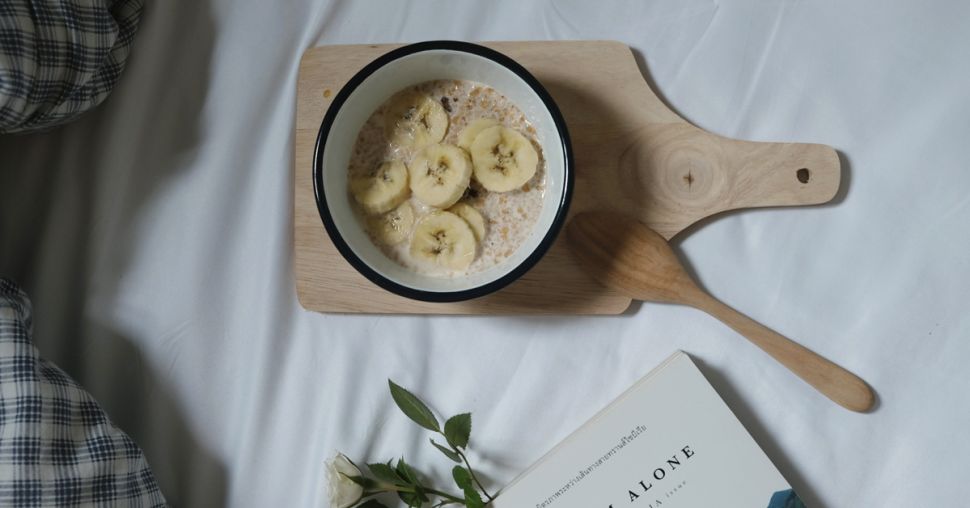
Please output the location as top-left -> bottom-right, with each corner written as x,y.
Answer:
2,1 -> 968,506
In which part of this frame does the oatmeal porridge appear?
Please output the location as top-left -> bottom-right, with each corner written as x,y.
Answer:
347,80 -> 546,277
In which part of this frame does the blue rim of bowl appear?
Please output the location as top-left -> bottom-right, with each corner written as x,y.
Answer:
313,40 -> 574,303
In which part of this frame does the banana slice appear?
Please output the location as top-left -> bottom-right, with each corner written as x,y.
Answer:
410,211 -> 478,271
350,160 -> 410,215
469,126 -> 539,192
367,201 -> 414,245
457,118 -> 501,151
408,143 -> 472,208
448,202 -> 486,242
383,92 -> 448,149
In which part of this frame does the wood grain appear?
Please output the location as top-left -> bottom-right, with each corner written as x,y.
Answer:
567,212 -> 874,412
294,40 -> 841,315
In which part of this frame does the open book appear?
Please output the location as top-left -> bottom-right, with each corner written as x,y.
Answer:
492,352 -> 805,508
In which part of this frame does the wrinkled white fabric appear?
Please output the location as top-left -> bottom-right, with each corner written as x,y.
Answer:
1,1 -> 968,507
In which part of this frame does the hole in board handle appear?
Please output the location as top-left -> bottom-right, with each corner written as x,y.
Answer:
796,168 -> 810,184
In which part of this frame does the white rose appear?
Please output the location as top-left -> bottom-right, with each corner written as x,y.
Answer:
326,452 -> 364,508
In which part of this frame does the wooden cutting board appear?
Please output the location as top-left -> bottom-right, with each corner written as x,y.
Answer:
294,40 -> 840,315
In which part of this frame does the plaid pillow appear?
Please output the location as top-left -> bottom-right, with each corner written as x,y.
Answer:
0,278 -> 166,507
0,0 -> 143,134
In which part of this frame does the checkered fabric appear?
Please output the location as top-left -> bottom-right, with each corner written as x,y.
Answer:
0,279 -> 166,507
0,0 -> 143,134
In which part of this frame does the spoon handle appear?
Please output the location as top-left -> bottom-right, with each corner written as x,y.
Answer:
691,292 -> 875,412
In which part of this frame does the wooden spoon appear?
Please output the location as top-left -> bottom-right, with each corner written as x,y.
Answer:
567,211 -> 874,412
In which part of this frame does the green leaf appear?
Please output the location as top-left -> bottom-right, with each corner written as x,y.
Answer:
344,474 -> 378,490
393,461 -> 429,506
398,488 -> 428,507
389,380 -> 440,432
395,458 -> 421,486
444,413 -> 472,449
398,491 -> 422,507
414,485 -> 428,502
358,500 -> 389,508
463,486 -> 485,508
368,462 -> 404,484
430,438 -> 461,463
452,466 -> 473,490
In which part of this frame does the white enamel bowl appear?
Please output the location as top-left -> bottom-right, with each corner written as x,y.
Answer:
313,41 -> 573,302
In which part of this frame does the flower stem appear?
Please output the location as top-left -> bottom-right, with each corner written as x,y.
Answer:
426,487 -> 465,504
379,484 -> 465,504
456,449 -> 494,501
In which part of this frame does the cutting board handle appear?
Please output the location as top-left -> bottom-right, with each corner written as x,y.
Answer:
617,123 -> 841,238
716,132 -> 841,209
